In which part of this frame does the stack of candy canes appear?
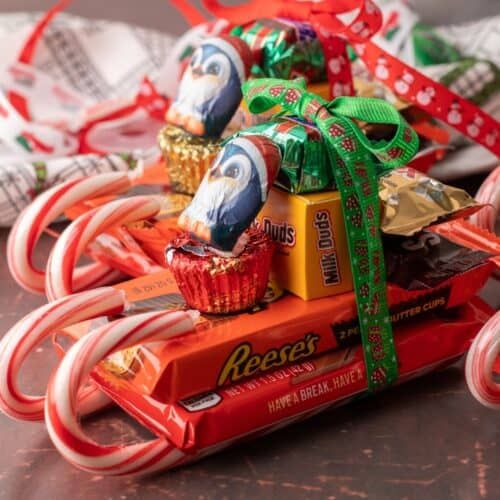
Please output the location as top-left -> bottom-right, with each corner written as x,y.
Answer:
0,0 -> 499,477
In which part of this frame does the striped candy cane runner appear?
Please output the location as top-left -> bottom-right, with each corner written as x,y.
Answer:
470,166 -> 500,234
7,172 -> 133,295
0,287 -> 127,421
45,309 -> 198,476
46,196 -> 161,301
466,312 -> 500,409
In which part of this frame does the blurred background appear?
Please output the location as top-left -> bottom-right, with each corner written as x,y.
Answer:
1,0 -> 499,34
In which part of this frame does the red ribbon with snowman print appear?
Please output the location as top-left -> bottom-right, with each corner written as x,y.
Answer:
169,0 -> 499,157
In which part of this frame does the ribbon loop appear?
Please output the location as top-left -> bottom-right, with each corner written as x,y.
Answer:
328,96 -> 419,168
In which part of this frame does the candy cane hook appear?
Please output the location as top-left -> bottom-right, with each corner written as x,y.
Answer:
46,196 -> 161,301
7,172 -> 133,294
0,287 -> 127,421
470,166 -> 500,234
466,311 -> 500,409
45,309 -> 197,475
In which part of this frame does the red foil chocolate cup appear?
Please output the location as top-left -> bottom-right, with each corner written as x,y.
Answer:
166,229 -> 275,314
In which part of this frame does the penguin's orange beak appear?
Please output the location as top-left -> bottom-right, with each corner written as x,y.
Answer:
178,213 -> 211,243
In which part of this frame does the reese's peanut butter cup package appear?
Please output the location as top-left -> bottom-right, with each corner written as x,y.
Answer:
93,298 -> 493,453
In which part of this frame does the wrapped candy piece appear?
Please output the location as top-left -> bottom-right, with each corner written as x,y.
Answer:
166,228 -> 275,313
158,124 -> 221,195
379,167 -> 478,236
166,35 -> 253,138
231,18 -> 325,82
236,116 -> 335,193
178,134 -> 281,252
160,35 -> 253,194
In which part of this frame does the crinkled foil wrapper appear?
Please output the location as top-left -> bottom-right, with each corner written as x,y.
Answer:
225,81 -> 331,137
232,19 -> 325,83
102,346 -> 143,379
158,125 -> 220,195
235,116 -> 334,193
379,168 -> 477,236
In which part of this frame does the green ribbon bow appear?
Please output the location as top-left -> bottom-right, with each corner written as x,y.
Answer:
242,78 -> 419,390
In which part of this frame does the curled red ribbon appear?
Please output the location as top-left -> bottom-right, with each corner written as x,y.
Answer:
197,0 -> 499,156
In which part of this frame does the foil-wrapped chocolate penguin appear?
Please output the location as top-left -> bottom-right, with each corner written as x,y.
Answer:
178,135 -> 281,252
166,35 -> 253,138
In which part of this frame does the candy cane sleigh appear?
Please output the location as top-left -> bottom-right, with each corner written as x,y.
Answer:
0,283 -> 493,475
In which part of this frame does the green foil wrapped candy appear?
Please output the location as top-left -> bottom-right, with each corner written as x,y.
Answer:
235,116 -> 335,193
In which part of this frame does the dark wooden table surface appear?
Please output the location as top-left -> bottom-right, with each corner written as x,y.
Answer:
0,228 -> 499,500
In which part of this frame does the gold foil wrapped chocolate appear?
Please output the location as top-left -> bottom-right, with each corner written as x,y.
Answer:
158,124 -> 221,195
380,168 -> 477,236
156,193 -> 193,218
101,346 -> 143,379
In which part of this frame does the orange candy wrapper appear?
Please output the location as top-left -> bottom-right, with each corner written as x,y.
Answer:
62,222 -> 494,405
92,297 -> 494,453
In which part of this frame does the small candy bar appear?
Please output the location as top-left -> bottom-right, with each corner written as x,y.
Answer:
231,18 -> 325,82
256,187 -> 352,300
236,116 -> 335,193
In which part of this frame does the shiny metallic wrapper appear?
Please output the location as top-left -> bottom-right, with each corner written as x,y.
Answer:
232,19 -> 325,83
236,116 -> 334,193
167,229 -> 275,314
158,125 -> 221,195
379,168 -> 477,236
102,346 -> 143,379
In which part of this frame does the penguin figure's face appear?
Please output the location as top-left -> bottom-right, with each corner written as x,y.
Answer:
190,45 -> 230,83
178,136 -> 280,252
182,140 -> 261,231
167,37 -> 247,138
205,143 -> 254,204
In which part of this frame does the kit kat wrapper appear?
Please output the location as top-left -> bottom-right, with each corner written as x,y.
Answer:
93,297 -> 493,453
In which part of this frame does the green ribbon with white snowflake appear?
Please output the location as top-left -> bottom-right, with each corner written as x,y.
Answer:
242,78 -> 419,390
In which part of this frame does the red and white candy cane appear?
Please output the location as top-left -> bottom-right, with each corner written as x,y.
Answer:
7,171 -> 134,295
46,196 -> 162,301
466,311 -> 500,409
470,166 -> 500,234
45,309 -> 197,476
0,287 -> 127,421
